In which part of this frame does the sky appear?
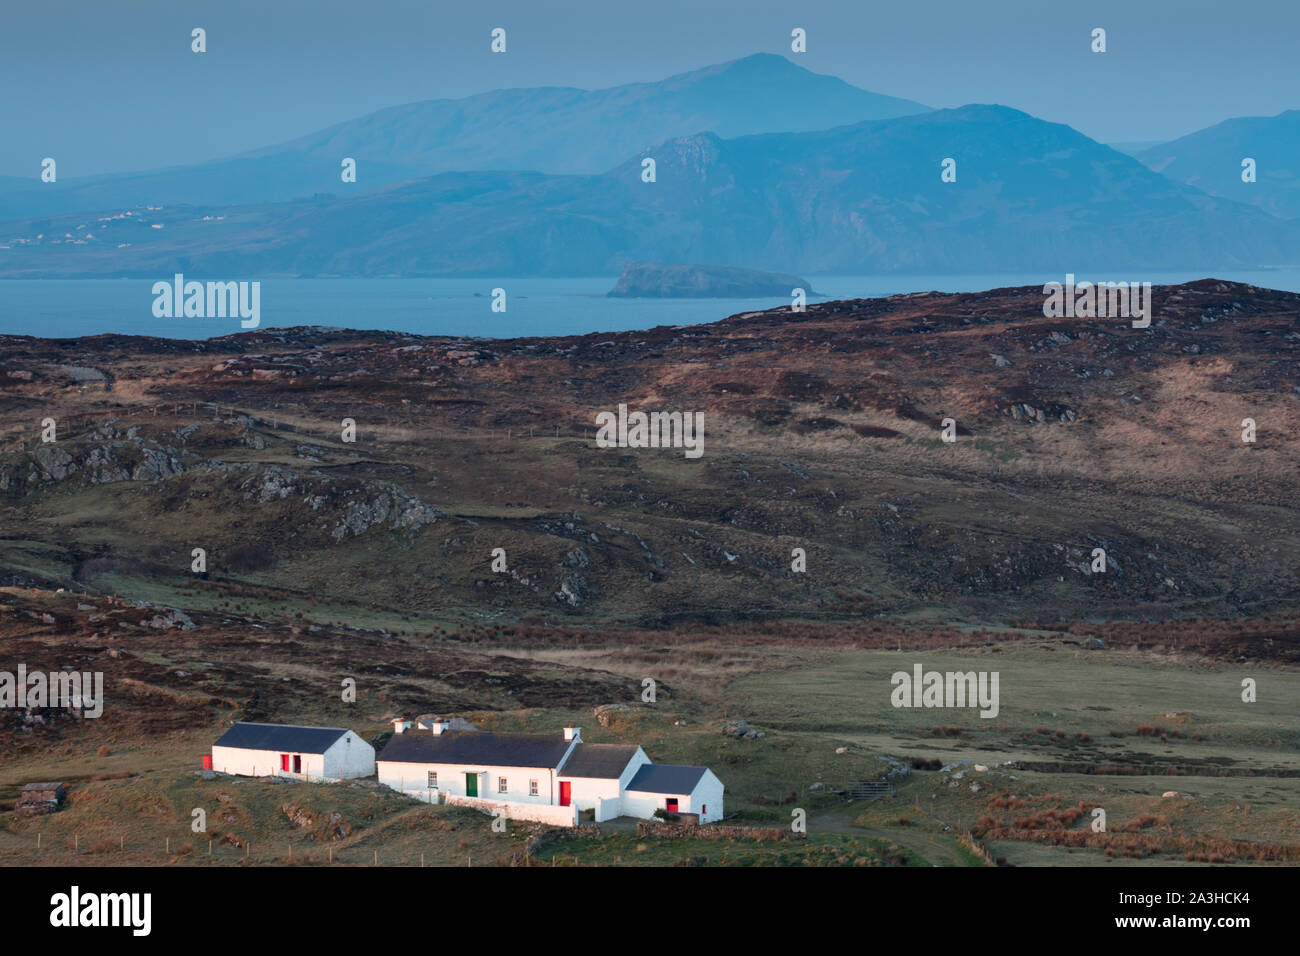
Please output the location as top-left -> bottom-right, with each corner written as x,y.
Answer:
2,0 -> 1297,177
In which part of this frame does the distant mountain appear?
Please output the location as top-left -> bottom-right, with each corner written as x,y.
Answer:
4,105 -> 1298,278
1106,140 -> 1165,158
1137,110 -> 1300,219
0,54 -> 929,220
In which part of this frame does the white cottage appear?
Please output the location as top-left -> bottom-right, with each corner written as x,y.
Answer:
211,721 -> 375,780
622,764 -> 725,823
377,721 -> 582,826
377,720 -> 723,825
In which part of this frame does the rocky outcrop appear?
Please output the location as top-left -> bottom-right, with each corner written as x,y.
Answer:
721,718 -> 766,740
4,426 -> 440,544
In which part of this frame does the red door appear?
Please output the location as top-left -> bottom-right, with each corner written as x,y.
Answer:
281,753 -> 290,771
559,782 -> 571,806
666,798 -> 679,813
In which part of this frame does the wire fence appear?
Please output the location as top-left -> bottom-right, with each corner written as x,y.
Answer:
0,828 -> 493,866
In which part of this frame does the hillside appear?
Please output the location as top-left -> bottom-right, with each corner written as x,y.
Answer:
3,279 -> 1299,871
1,279 -> 1296,627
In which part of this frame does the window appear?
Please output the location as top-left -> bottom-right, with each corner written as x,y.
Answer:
529,779 -> 539,796
498,776 -> 508,793
427,771 -> 437,789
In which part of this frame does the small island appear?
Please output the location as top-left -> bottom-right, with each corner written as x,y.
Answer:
607,261 -> 815,298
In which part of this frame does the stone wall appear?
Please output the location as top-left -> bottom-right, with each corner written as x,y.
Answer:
635,822 -> 802,840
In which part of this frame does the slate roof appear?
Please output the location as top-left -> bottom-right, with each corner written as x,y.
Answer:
213,722 -> 351,754
625,764 -> 709,794
558,743 -> 641,779
378,730 -> 573,769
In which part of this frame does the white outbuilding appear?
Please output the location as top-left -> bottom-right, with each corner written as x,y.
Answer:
621,764 -> 725,823
211,721 -> 375,780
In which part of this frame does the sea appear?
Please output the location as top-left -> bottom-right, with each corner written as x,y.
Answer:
2,270 -> 1299,341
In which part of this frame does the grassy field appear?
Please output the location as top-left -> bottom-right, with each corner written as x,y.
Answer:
3,628 -> 1295,867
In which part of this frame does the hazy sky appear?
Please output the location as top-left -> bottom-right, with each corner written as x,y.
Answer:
3,0 -> 1296,176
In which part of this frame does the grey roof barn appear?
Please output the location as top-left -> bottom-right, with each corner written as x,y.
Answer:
626,764 -> 708,794
214,722 -> 351,754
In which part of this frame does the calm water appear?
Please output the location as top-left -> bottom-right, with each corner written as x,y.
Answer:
3,271 -> 1299,341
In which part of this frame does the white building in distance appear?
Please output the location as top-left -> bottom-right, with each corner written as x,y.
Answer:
377,720 -> 723,825
211,721 -> 375,780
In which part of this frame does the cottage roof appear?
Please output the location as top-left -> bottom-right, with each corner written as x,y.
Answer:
378,730 -> 572,769
214,721 -> 351,754
625,764 -> 709,794
22,782 -> 64,791
558,743 -> 641,779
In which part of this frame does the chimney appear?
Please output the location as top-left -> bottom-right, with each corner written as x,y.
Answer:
431,718 -> 448,736
564,725 -> 581,742
392,718 -> 411,735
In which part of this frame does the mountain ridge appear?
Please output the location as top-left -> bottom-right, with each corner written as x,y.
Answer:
0,53 -> 929,220
4,105 -> 1296,279
1137,108 -> 1300,219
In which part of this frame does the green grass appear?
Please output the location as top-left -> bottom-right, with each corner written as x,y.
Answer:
535,831 -> 918,867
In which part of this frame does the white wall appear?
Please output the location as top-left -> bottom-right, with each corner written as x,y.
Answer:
378,761 -> 558,805
212,746 -> 324,779
564,775 -> 619,811
322,732 -> 376,779
444,794 -> 577,827
620,789 -> 671,820
690,770 -> 725,822
594,796 -> 621,822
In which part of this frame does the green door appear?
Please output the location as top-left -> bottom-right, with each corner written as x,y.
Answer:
465,772 -> 477,797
